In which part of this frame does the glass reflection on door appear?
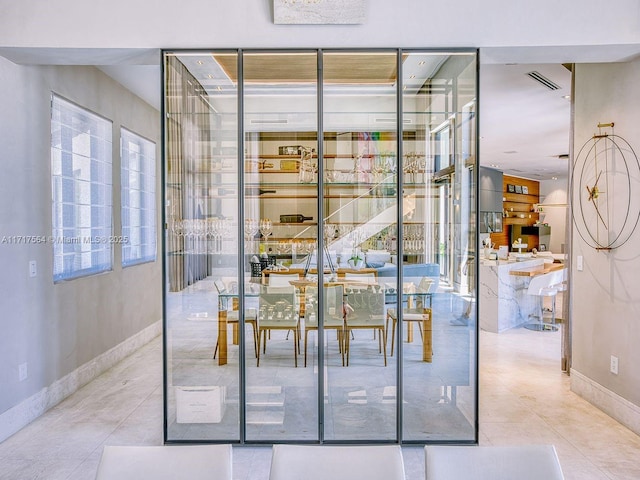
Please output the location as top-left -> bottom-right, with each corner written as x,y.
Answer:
163,49 -> 478,444
323,51 -> 398,441
243,52 -> 319,441
401,52 -> 477,442
164,52 -> 240,441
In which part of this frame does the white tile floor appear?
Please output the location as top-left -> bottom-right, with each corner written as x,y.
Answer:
1,326 -> 639,480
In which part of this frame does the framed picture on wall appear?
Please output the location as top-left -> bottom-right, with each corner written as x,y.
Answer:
522,186 -> 529,194
515,185 -> 523,194
507,184 -> 515,193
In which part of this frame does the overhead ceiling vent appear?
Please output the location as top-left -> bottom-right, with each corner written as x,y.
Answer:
526,71 -> 561,91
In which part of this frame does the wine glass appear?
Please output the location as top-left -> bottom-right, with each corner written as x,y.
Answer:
259,218 -> 273,242
244,218 -> 259,252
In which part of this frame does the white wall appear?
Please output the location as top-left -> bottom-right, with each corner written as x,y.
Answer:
0,57 -> 162,437
571,59 -> 640,433
0,0 -> 638,61
1,0 -> 639,440
539,179 -> 568,254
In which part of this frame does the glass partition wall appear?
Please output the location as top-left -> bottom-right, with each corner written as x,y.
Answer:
163,49 -> 478,444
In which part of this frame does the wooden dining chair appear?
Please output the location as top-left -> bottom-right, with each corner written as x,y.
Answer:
303,285 -> 345,367
386,277 -> 434,359
268,272 -> 300,286
257,285 -> 300,367
385,306 -> 432,359
344,286 -> 387,366
214,279 -> 258,358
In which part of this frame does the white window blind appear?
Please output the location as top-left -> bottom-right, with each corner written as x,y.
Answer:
120,128 -> 156,266
51,95 -> 113,281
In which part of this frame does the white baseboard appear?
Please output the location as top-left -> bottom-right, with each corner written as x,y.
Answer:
0,320 -> 162,443
571,368 -> 640,436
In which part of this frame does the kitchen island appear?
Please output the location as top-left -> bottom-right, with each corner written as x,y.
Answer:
479,257 -> 545,333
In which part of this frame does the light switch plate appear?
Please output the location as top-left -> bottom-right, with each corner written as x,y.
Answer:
577,255 -> 583,271
19,363 -> 28,381
610,355 -> 619,375
29,260 -> 37,277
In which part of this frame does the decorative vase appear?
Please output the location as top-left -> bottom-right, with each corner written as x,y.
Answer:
348,259 -> 364,270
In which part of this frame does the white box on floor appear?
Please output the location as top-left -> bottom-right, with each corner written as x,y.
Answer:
175,386 -> 225,423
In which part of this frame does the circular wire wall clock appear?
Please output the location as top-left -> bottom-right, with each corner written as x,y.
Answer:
572,122 -> 640,250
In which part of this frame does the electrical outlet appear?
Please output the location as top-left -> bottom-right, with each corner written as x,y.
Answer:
29,260 -> 37,277
18,363 -> 28,382
610,355 -> 619,375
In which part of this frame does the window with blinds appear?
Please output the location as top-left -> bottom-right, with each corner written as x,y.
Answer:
120,128 -> 156,266
51,95 -> 113,281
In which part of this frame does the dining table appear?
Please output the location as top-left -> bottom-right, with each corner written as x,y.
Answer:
215,277 -> 433,365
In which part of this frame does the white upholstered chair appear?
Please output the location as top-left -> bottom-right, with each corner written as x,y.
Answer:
95,444 -> 233,480
269,444 -> 405,480
424,445 -> 564,480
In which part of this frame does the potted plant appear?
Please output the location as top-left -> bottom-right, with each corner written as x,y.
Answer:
347,250 -> 364,270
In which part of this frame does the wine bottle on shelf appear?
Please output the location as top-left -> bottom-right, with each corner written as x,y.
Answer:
208,187 -> 236,196
246,188 -> 277,196
279,214 -> 313,223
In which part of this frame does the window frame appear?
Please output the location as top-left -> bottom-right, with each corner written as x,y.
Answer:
120,127 -> 157,267
51,94 -> 114,282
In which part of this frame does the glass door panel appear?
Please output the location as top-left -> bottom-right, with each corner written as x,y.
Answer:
401,52 -> 477,442
323,51 -> 398,441
163,49 -> 478,444
243,51 -> 319,441
164,52 -> 240,441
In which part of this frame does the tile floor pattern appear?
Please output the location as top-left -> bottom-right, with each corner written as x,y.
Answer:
1,326 -> 640,479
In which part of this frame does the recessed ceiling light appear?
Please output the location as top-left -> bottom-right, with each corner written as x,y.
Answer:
562,95 -> 570,99
409,74 -> 416,79
217,86 -> 222,91
490,163 -> 499,168
552,176 -> 558,180
207,74 -> 214,79
418,61 -> 425,65
197,60 -> 204,65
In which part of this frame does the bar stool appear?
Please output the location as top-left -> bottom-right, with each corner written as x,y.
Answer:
524,270 -> 563,332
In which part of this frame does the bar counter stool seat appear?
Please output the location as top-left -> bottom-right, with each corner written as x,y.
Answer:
524,269 -> 565,332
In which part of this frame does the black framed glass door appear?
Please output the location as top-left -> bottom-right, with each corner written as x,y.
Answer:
162,49 -> 478,444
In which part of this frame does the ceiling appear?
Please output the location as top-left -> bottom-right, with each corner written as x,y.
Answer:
480,63 -> 571,181
99,55 -> 571,183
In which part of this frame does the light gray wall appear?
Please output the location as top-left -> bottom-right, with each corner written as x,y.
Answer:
0,57 -> 162,414
0,0 -> 638,60
572,59 -> 640,407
